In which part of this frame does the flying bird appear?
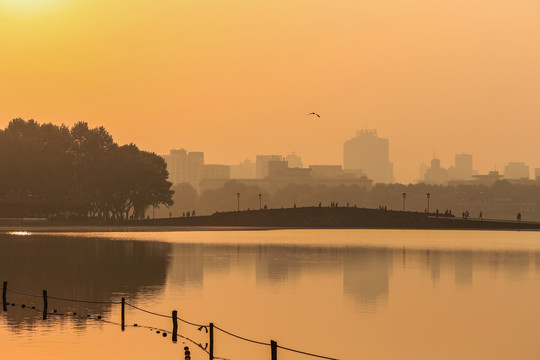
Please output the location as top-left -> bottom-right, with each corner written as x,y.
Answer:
306,112 -> 320,117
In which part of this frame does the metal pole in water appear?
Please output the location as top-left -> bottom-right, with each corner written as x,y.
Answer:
209,322 -> 214,359
121,297 -> 125,331
172,310 -> 178,343
2,281 -> 7,311
42,290 -> 48,320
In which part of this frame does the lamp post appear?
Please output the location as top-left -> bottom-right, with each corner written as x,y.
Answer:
259,194 -> 262,210
427,193 -> 430,213
402,192 -> 406,211
237,193 -> 240,211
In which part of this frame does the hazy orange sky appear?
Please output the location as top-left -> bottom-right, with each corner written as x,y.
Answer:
1,0 -> 539,183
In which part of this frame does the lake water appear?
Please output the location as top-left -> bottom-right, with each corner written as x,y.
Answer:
2,229 -> 540,360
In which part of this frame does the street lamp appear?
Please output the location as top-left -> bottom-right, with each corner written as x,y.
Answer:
259,193 -> 262,210
402,192 -> 406,211
237,193 -> 240,211
427,193 -> 430,213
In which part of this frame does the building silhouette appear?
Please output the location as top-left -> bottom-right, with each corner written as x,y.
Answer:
230,159 -> 256,179
418,162 -> 429,182
256,155 -> 283,179
453,153 -> 473,180
421,153 -> 476,185
163,149 -> 204,187
343,130 -> 394,184
472,170 -> 503,186
199,159 -> 373,194
424,157 -> 448,184
285,153 -> 303,168
203,164 -> 231,180
163,148 -> 230,188
504,162 -> 530,180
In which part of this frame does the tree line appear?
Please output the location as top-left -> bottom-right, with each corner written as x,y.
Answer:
155,180 -> 540,221
0,119 -> 173,220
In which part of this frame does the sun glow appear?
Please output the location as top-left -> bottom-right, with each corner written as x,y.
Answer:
7,231 -> 32,236
0,0 -> 67,16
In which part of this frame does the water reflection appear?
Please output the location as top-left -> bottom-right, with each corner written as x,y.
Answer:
3,231 -> 540,360
343,248 -> 393,308
0,234 -> 171,331
3,234 -> 540,325
455,251 -> 473,287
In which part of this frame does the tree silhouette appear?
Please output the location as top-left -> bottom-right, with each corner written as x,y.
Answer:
0,119 -> 174,220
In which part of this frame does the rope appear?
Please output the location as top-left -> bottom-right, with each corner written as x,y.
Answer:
7,287 -> 119,304
277,345 -> 339,360
131,323 -> 213,357
124,302 -> 170,318
9,299 -> 220,359
6,285 -> 338,360
178,317 -> 206,328
214,325 -> 269,346
48,295 -> 120,304
6,288 -> 42,298
124,302 -> 205,327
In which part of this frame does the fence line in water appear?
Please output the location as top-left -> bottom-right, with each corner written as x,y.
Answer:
2,281 -> 339,360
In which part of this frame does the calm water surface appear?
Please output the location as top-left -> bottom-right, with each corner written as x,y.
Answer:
2,229 -> 540,360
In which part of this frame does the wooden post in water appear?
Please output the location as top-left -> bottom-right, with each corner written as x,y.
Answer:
172,310 -> 178,342
42,290 -> 48,320
209,322 -> 214,360
121,298 -> 125,331
270,340 -> 277,360
2,281 -> 7,311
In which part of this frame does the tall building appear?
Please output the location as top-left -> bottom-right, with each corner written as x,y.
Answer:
285,153 -> 303,168
453,153 -> 473,180
343,130 -> 394,183
504,162 -> 530,179
256,155 -> 283,179
163,149 -> 230,187
163,149 -> 204,186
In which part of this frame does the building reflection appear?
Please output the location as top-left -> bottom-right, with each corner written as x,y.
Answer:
255,245 -> 303,284
343,247 -> 393,309
500,251 -> 529,280
168,244 -> 203,289
429,251 -> 441,285
454,251 -> 473,287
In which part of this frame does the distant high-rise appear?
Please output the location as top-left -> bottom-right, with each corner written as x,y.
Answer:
454,154 -> 473,180
163,149 -> 204,186
285,153 -> 303,168
343,130 -> 394,183
163,149 -> 230,187
256,155 -> 283,179
504,162 -> 530,179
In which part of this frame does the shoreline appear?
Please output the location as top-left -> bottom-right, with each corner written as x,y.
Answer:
2,206 -> 539,232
